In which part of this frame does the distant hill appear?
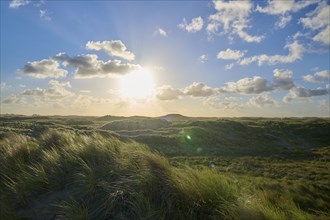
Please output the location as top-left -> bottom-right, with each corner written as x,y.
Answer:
159,114 -> 190,121
101,118 -> 169,130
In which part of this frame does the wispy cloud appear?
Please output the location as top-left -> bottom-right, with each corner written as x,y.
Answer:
299,2 -> 330,45
199,54 -> 208,63
256,0 -> 317,28
9,0 -> 30,9
153,28 -> 167,37
40,9 -> 51,21
178,16 -> 204,33
239,41 -> 304,66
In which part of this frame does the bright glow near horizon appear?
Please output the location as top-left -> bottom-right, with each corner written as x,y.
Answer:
119,70 -> 155,99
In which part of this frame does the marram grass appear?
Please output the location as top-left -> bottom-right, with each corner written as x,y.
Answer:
0,129 -> 325,219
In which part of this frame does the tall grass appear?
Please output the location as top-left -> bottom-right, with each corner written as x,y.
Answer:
0,129 -> 326,219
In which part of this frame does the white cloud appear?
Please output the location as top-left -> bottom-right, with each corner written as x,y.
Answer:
239,41 -> 304,66
184,82 -> 218,97
21,80 -> 73,100
199,54 -> 208,63
156,85 -> 183,100
154,28 -> 167,37
207,0 -> 264,43
273,69 -> 295,90
1,82 -> 11,90
313,25 -> 330,45
225,63 -> 234,70
18,58 -> 68,79
204,96 -> 243,109
276,15 -> 292,28
249,93 -> 276,107
217,48 -> 246,60
86,40 -> 135,61
178,16 -> 204,33
283,86 -> 329,102
299,2 -> 330,45
300,2 -> 329,30
303,70 -> 330,83
220,76 -> 273,94
53,53 -> 141,78
40,9 -> 51,21
9,0 -> 30,9
256,0 -> 316,15
256,1 -> 318,29
2,95 -> 20,104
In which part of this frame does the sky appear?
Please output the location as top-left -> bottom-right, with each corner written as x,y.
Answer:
0,0 -> 329,117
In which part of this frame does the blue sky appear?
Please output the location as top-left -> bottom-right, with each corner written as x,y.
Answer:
1,0 -> 329,117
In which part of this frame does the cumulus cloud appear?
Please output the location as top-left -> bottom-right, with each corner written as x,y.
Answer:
156,85 -> 184,100
153,28 -> 167,37
207,0 -> 263,43
239,41 -> 304,66
18,59 -> 68,79
299,2 -> 330,45
53,53 -> 141,78
217,48 -> 246,60
303,70 -> 330,83
184,82 -> 218,97
86,40 -> 135,61
21,80 -> 73,100
249,93 -> 276,107
199,54 -> 208,63
220,76 -> 273,94
204,96 -> 243,109
283,86 -> 330,102
178,16 -> 204,33
273,69 -> 295,90
9,0 -> 30,8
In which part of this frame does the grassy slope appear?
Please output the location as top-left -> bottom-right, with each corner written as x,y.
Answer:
1,129 -> 327,219
0,116 -> 329,219
129,118 -> 330,157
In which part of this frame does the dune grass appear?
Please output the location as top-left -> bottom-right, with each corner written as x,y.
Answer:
0,129 -> 327,219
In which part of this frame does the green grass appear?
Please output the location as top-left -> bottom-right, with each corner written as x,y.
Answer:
0,129 -> 241,219
0,116 -> 329,219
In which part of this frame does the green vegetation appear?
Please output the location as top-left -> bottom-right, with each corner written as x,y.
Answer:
0,115 -> 329,219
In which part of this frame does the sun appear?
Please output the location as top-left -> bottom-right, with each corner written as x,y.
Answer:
119,70 -> 155,99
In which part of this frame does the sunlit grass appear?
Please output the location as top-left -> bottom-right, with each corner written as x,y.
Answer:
0,127 -> 329,219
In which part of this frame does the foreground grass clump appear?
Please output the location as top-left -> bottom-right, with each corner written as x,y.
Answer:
1,129 -> 242,219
